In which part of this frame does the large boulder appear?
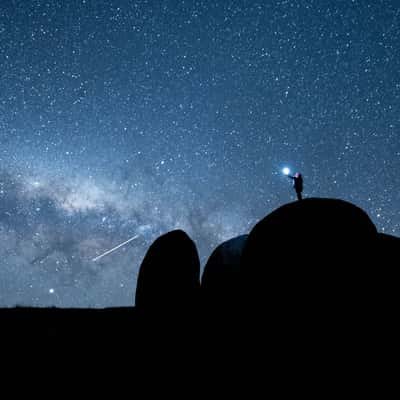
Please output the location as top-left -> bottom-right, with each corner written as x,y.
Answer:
377,233 -> 399,263
240,198 -> 379,326
201,235 -> 248,311
236,198 -> 390,376
135,230 -> 200,315
373,233 -> 399,316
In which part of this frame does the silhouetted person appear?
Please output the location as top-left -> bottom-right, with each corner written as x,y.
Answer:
288,172 -> 303,200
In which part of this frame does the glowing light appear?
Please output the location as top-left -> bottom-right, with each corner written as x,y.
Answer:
282,167 -> 290,176
49,288 -> 55,294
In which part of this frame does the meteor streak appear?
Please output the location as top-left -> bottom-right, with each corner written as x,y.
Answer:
92,235 -> 140,262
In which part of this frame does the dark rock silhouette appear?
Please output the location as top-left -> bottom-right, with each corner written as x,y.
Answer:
238,198 -> 394,378
373,233 -> 399,321
377,232 -> 400,260
135,229 -> 200,317
240,198 -> 379,317
201,235 -> 247,312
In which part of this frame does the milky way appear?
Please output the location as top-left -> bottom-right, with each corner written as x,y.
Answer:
0,1 -> 399,307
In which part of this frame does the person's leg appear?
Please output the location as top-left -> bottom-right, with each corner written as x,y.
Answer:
297,191 -> 302,201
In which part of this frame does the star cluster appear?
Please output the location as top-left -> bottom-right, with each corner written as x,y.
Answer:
0,1 -> 399,306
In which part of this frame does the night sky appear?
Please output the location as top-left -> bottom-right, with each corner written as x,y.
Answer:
0,0 -> 399,307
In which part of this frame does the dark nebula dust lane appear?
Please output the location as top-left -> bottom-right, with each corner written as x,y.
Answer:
0,1 -> 399,307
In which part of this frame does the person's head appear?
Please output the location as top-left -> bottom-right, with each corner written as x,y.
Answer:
295,172 -> 301,178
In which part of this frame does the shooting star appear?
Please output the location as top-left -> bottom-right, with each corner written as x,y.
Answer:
92,234 -> 140,262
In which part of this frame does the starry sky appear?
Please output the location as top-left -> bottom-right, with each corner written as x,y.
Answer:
0,0 -> 399,307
